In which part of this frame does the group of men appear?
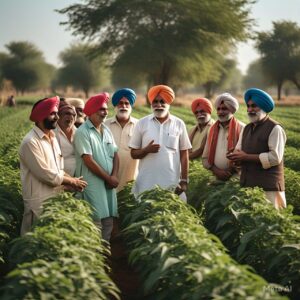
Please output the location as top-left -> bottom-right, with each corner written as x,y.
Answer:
19,85 -> 287,241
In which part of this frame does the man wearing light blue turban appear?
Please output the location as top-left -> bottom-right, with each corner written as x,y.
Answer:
227,88 -> 287,209
105,88 -> 139,192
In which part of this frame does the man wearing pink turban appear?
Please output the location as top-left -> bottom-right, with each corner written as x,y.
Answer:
189,98 -> 214,160
19,96 -> 87,235
74,93 -> 119,242
129,85 -> 191,201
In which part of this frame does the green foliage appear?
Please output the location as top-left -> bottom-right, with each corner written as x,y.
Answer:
118,186 -> 286,299
1,41 -> 55,94
0,193 -> 120,300
58,0 -> 253,86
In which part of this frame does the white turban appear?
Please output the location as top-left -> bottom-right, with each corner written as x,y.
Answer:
214,93 -> 239,114
65,98 -> 85,108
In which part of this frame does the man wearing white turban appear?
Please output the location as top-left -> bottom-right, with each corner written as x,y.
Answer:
202,93 -> 245,181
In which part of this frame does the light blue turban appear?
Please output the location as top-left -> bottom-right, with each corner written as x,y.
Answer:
244,88 -> 275,113
112,88 -> 136,106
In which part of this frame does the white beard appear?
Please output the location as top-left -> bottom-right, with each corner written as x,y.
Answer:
152,104 -> 170,119
197,115 -> 210,125
115,106 -> 132,120
248,110 -> 266,123
218,113 -> 233,123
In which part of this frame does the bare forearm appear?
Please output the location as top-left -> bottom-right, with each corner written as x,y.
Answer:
180,150 -> 189,180
111,152 -> 119,176
131,148 -> 148,159
82,155 -> 110,181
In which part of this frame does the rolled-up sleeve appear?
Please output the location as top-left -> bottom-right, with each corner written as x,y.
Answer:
74,130 -> 93,156
21,141 -> 64,187
259,125 -> 286,169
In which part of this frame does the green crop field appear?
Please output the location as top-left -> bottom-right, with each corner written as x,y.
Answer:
0,102 -> 299,299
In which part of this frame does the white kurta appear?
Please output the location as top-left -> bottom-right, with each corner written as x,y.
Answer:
129,114 -> 191,197
105,116 -> 139,192
55,125 -> 76,176
235,124 -> 287,209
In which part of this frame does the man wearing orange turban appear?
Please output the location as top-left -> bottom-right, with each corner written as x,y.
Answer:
19,96 -> 87,235
129,85 -> 191,201
189,98 -> 214,160
74,93 -> 119,242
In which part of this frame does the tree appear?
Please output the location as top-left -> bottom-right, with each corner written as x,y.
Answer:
256,21 -> 300,100
56,44 -> 110,98
58,0 -> 254,88
1,41 -> 54,94
243,59 -> 270,90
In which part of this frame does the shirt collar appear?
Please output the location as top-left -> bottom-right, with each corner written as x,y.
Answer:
33,125 -> 55,140
110,115 -> 135,125
150,113 -> 173,123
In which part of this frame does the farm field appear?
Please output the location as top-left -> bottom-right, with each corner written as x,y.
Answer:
0,100 -> 299,299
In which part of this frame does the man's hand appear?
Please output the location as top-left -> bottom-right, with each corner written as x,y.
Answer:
227,149 -> 247,162
212,167 -> 232,181
145,140 -> 160,154
70,176 -> 88,192
105,175 -> 119,189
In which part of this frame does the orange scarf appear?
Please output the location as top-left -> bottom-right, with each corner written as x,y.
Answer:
207,117 -> 241,166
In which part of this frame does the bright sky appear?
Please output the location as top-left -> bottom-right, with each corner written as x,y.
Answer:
0,0 -> 299,74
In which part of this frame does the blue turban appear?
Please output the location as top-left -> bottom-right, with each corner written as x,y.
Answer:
244,88 -> 275,113
112,88 -> 136,106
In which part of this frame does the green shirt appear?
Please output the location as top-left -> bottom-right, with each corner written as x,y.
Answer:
74,119 -> 118,220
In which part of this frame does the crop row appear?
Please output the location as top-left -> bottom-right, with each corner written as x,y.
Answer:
188,161 -> 300,299
0,193 -> 120,299
117,185 -> 286,299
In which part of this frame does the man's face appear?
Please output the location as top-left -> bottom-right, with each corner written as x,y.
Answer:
58,108 -> 76,129
194,109 -> 211,125
151,96 -> 170,119
115,97 -> 132,120
43,109 -> 59,129
247,100 -> 266,123
90,103 -> 108,124
217,102 -> 232,122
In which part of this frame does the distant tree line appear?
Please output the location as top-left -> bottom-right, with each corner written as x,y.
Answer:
0,0 -> 300,100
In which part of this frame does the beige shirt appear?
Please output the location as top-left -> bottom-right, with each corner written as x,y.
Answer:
105,116 -> 139,192
19,126 -> 64,214
189,119 -> 214,151
55,125 -> 77,176
202,120 -> 245,170
235,124 -> 287,209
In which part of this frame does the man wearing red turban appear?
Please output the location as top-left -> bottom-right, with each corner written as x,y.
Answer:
74,93 -> 119,242
189,98 -> 214,160
19,96 -> 87,235
129,85 -> 191,201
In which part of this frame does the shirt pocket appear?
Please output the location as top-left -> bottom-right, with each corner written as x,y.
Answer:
166,134 -> 179,152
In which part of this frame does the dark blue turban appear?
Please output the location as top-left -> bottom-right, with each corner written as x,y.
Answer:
244,88 -> 275,113
112,88 -> 136,106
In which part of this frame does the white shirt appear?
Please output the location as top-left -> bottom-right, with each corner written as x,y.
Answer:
129,114 -> 191,197
55,125 -> 76,176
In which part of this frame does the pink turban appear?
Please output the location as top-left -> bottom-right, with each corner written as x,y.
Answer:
147,85 -> 175,104
191,98 -> 213,114
30,96 -> 60,122
83,93 -> 109,117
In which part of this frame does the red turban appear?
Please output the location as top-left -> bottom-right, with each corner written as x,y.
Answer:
83,92 -> 109,116
147,85 -> 175,104
191,98 -> 213,115
29,96 -> 60,122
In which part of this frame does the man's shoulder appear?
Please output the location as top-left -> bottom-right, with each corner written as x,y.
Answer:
170,114 -> 186,126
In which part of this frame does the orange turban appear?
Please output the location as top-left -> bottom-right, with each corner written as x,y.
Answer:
191,98 -> 213,115
30,96 -> 60,122
83,93 -> 109,116
147,85 -> 175,104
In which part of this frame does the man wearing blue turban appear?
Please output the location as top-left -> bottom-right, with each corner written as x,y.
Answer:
227,88 -> 287,209
105,88 -> 139,192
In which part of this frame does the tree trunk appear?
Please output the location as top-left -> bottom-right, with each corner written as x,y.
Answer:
277,81 -> 282,100
84,88 -> 89,99
203,82 -> 214,99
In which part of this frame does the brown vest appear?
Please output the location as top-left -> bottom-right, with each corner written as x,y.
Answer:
240,117 -> 285,191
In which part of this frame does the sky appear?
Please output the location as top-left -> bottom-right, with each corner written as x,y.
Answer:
0,0 -> 299,74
